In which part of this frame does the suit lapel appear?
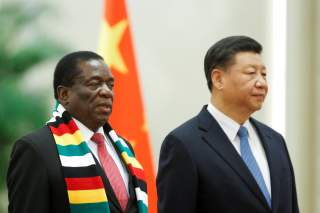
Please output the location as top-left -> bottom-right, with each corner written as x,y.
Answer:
250,118 -> 282,212
197,106 -> 270,210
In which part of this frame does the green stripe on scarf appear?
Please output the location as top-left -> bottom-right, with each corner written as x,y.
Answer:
114,140 -> 134,157
57,142 -> 91,156
137,200 -> 148,213
70,202 -> 110,213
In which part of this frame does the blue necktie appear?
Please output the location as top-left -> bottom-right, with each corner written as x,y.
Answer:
238,126 -> 271,207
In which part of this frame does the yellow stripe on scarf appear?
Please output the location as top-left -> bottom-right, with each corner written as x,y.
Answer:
121,152 -> 143,169
68,189 -> 108,204
54,130 -> 84,146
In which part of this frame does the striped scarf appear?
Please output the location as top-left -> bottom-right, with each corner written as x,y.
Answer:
47,103 -> 148,213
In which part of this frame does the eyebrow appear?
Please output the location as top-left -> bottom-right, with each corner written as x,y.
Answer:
246,64 -> 266,70
86,75 -> 115,82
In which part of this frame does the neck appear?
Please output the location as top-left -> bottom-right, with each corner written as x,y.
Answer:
210,95 -> 250,125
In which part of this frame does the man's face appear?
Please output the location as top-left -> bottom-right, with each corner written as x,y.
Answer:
220,52 -> 268,115
64,59 -> 114,131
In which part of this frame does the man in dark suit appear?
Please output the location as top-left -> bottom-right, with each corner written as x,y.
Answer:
7,51 -> 148,213
157,36 -> 299,213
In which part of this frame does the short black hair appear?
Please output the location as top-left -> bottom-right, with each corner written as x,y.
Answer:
53,51 -> 104,99
204,35 -> 262,91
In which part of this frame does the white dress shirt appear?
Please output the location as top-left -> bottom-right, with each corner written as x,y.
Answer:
74,119 -> 129,195
207,103 -> 272,196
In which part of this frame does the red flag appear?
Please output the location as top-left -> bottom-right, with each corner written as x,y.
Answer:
98,1 -> 157,212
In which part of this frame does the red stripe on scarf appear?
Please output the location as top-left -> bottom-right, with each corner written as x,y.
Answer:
50,120 -> 78,136
128,164 -> 145,180
65,176 -> 105,190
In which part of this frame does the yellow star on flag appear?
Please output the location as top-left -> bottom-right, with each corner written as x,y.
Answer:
142,121 -> 149,132
98,19 -> 128,74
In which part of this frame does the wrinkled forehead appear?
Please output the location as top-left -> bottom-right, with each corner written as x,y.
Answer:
232,52 -> 265,67
86,59 -> 103,67
80,58 -> 108,68
79,59 -> 109,72
74,59 -> 112,79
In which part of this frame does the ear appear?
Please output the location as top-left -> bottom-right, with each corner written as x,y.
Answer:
211,68 -> 224,90
56,85 -> 71,106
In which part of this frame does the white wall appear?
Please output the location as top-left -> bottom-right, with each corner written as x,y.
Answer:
316,0 -> 320,210
287,0 -> 317,212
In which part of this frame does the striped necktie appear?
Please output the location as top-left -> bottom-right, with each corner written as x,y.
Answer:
91,132 -> 129,211
238,126 -> 271,208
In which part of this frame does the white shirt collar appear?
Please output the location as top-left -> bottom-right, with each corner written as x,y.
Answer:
73,118 -> 104,141
207,102 -> 251,141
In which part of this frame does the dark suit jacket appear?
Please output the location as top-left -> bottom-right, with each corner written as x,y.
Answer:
7,125 -> 139,213
157,106 -> 299,213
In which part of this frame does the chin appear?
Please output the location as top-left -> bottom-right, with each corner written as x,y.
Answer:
94,116 -> 109,127
99,117 -> 109,124
247,102 -> 261,111
251,104 -> 263,112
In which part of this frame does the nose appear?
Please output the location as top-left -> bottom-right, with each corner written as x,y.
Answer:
98,83 -> 114,98
255,74 -> 267,88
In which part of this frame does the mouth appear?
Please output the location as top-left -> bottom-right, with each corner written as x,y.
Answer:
252,94 -> 265,100
96,102 -> 112,114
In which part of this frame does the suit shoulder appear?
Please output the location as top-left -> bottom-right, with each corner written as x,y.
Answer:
20,125 -> 51,142
15,126 -> 54,152
167,116 -> 199,140
250,117 -> 284,139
